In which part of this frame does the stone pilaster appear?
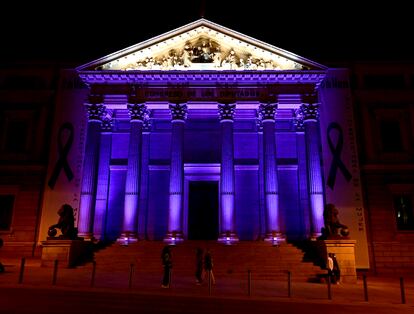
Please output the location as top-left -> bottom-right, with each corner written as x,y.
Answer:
165,103 -> 187,244
78,97 -> 105,240
218,103 -> 238,243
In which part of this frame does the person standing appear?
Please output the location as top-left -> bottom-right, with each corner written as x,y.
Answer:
332,254 -> 341,284
327,253 -> 335,284
161,245 -> 172,288
195,247 -> 204,284
204,249 -> 215,285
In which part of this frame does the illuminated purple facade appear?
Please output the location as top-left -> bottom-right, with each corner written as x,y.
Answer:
36,19 -> 368,265
71,19 -> 329,244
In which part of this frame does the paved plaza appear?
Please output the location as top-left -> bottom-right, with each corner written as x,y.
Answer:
0,257 -> 413,313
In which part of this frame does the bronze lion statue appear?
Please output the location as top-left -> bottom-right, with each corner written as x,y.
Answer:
48,204 -> 77,240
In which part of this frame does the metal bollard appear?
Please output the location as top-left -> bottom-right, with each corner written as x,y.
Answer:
128,263 -> 134,289
90,261 -> 96,288
400,277 -> 406,304
248,270 -> 252,296
327,273 -> 332,300
363,274 -> 368,302
208,270 -> 212,296
169,268 -> 172,288
287,271 -> 291,298
52,259 -> 59,286
18,257 -> 26,284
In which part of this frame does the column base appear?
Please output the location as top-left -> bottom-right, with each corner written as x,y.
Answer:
117,232 -> 139,246
264,232 -> 286,246
309,232 -> 322,241
218,232 -> 239,245
164,231 -> 184,245
77,232 -> 95,242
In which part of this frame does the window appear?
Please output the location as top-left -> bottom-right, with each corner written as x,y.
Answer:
5,120 -> 29,153
379,120 -> 403,152
0,194 -> 15,231
364,75 -> 405,89
394,195 -> 414,230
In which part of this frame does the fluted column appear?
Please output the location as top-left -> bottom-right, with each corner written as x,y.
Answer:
121,102 -> 148,242
78,97 -> 105,240
138,117 -> 151,240
301,99 -> 325,239
93,112 -> 113,241
293,110 -> 311,236
258,103 -> 284,241
256,115 -> 266,240
218,103 -> 238,243
165,103 -> 187,243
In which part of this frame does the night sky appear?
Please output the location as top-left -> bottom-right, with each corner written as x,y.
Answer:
1,1 -> 413,66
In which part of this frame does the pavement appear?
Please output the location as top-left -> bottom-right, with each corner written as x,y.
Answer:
0,257 -> 413,313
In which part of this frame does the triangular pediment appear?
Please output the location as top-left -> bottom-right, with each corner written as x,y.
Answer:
77,19 -> 326,71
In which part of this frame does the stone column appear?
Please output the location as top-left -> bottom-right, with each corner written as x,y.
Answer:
218,103 -> 238,243
138,117 -> 151,240
293,111 -> 311,236
121,102 -> 148,242
258,103 -> 284,242
301,99 -> 325,239
256,115 -> 266,239
93,112 -> 113,241
165,103 -> 187,244
78,97 -> 105,240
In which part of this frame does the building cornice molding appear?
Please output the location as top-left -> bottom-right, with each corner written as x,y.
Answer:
78,70 -> 326,85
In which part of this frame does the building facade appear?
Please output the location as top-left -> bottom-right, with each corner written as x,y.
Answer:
8,19 -> 408,272
350,62 -> 414,274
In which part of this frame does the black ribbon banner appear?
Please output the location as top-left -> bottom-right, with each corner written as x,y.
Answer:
326,122 -> 352,190
48,122 -> 74,189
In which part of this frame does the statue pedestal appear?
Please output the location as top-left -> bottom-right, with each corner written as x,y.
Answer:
41,239 -> 88,268
317,239 -> 357,283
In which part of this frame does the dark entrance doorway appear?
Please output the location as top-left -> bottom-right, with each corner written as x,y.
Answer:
188,181 -> 219,240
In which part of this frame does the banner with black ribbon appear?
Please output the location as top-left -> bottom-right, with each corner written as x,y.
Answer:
326,122 -> 352,190
48,122 -> 74,189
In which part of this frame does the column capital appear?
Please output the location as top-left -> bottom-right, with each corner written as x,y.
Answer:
127,103 -> 149,121
85,103 -> 106,122
218,103 -> 236,121
293,109 -> 304,131
143,116 -> 152,132
101,115 -> 113,132
256,109 -> 263,132
258,103 -> 278,121
169,103 -> 188,121
300,103 -> 320,122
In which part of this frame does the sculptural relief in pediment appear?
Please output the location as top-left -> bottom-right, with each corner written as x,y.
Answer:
100,34 -> 306,71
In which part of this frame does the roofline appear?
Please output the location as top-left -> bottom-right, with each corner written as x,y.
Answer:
76,18 -> 327,71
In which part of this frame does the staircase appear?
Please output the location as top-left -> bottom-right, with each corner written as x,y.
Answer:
92,241 -> 326,282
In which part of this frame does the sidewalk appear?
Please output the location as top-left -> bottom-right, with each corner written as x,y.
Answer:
0,257 -> 413,310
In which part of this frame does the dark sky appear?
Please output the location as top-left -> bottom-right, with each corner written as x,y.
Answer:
1,1 -> 413,66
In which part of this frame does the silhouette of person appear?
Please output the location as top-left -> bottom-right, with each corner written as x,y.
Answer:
332,254 -> 341,284
161,245 -> 172,288
195,247 -> 204,284
204,249 -> 215,285
327,253 -> 341,284
327,253 -> 335,283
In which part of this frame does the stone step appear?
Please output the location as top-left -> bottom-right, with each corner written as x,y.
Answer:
88,241 -> 325,282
